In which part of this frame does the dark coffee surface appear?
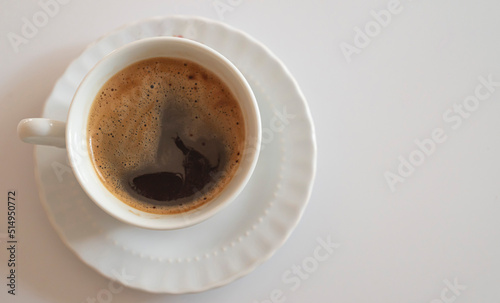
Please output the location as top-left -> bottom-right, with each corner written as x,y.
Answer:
87,57 -> 245,214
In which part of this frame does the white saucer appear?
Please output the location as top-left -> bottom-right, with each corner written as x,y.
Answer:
35,16 -> 316,294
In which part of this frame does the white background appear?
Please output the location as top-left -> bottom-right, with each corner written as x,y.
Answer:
2,0 -> 500,302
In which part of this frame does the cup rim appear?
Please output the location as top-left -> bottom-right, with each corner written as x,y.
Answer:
66,37 -> 261,230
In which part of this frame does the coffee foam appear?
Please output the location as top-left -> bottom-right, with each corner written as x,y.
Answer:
87,57 -> 245,214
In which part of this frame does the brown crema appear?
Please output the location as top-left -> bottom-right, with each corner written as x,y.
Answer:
87,57 -> 245,214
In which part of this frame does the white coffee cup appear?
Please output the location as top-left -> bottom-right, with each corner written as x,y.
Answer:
18,37 -> 261,230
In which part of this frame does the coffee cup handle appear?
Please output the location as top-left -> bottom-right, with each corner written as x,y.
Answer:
17,118 -> 66,148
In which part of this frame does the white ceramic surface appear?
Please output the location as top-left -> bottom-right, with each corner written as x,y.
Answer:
35,16 -> 316,293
